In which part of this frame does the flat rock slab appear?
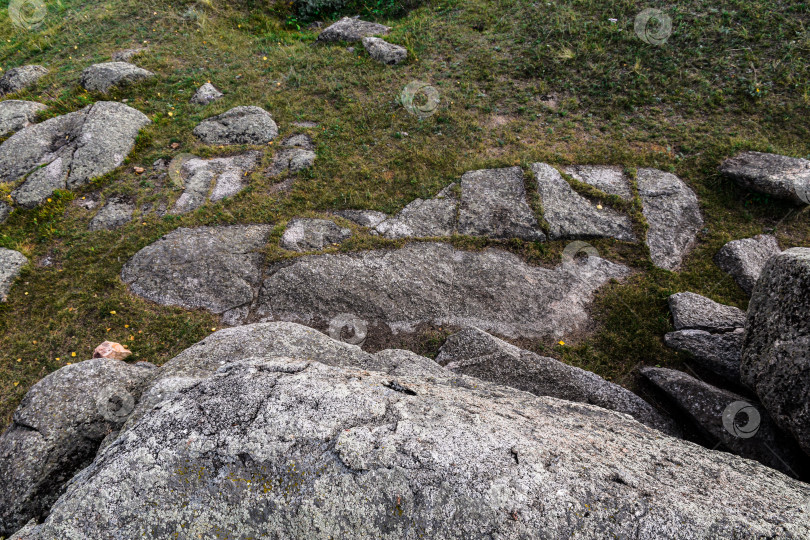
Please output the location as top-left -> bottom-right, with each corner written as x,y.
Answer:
257,242 -> 631,339
0,65 -> 47,95
564,165 -> 634,200
16,348 -> 810,538
79,62 -> 155,93
720,151 -> 810,204
189,82 -> 223,105
436,326 -> 679,435
641,367 -> 807,477
0,102 -> 150,208
317,17 -> 391,42
193,106 -> 278,145
121,225 -> 272,316
664,329 -> 743,384
0,248 -> 27,302
533,163 -> 635,241
171,151 -> 262,214
668,292 -> 746,332
280,218 -> 351,252
742,248 -> 810,456
0,359 -> 154,537
334,209 -> 387,228
637,168 -> 703,270
375,194 -> 458,239
266,134 -> 316,176
88,197 -> 135,231
362,37 -> 407,65
715,234 -> 781,295
0,100 -> 46,137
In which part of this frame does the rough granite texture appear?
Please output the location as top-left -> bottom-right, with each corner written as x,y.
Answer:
0,100 -> 46,137
668,292 -> 746,332
110,48 -> 145,62
280,218 -> 352,252
564,165 -> 634,200
266,134 -> 316,176
720,151 -> 810,204
0,248 -> 28,302
0,202 -> 11,224
636,168 -> 703,270
0,102 -> 150,208
256,242 -> 631,339
88,197 -> 135,231
317,17 -> 391,42
436,327 -> 679,435
79,62 -> 155,93
664,329 -> 743,385
0,359 -> 155,537
715,234 -> 781,295
362,37 -> 407,65
171,151 -> 262,214
375,195 -> 458,239
334,209 -> 387,228
641,367 -> 807,478
13,348 -> 810,539
741,248 -> 810,455
193,106 -> 278,145
532,163 -> 635,242
189,82 -> 224,105
0,65 -> 47,95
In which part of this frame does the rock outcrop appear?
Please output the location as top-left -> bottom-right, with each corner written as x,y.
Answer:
266,134 -> 316,176
170,151 -> 262,214
88,196 -> 135,231
0,100 -> 46,137
0,102 -> 150,207
362,37 -> 407,65
663,329 -> 743,384
79,62 -> 155,93
0,248 -> 27,302
741,248 -> 810,455
317,17 -> 391,42
715,234 -> 781,295
280,218 -> 352,252
0,65 -> 47,95
193,106 -> 278,145
668,292 -> 746,332
720,151 -> 810,204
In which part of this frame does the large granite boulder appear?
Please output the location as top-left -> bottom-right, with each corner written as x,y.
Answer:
668,292 -> 746,332
0,65 -> 47,95
280,218 -> 352,252
362,37 -> 407,65
0,102 -> 150,207
0,248 -> 27,302
317,17 -> 391,42
436,327 -> 678,435
0,100 -> 46,137
720,151 -> 810,204
79,62 -> 155,93
11,329 -> 810,538
715,234 -> 781,295
0,359 -> 154,536
741,248 -> 810,455
193,106 -> 278,145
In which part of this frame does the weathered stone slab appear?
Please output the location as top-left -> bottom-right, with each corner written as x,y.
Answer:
715,235 -> 781,295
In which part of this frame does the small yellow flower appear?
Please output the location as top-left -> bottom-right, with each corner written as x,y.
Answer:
211,327 -> 217,332
558,340 -> 565,346
110,310 -> 116,315
13,382 -> 18,387
47,198 -> 52,202
56,357 -> 60,361
596,204 -> 603,210
71,352 -> 76,357
124,324 -> 129,328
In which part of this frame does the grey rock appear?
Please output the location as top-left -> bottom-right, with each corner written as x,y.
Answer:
193,106 -> 278,145
282,133 -> 315,150
257,242 -> 631,339
0,358 -> 154,536
437,326 -> 679,435
189,82 -> 223,105
0,100 -> 46,137
18,351 -> 810,538
280,218 -> 352,252
715,234 -> 781,295
637,168 -> 703,270
79,62 -> 155,93
640,367 -> 807,477
88,196 -> 135,231
0,102 -> 150,207
0,65 -> 47,95
110,48 -> 145,62
171,151 -> 262,214
267,137 -> 316,176
742,248 -> 810,455
317,17 -> 391,42
362,37 -> 407,65
0,202 -> 11,224
375,195 -> 458,239
0,248 -> 27,302
334,209 -> 387,228
720,151 -> 810,204
291,120 -> 319,128
664,329 -> 743,384
458,167 -> 545,241
564,165 -> 634,200
533,162 -> 635,241
668,292 -> 746,332
121,225 -> 272,315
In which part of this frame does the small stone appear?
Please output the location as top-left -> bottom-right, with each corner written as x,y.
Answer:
668,292 -> 746,332
92,341 -> 132,361
280,218 -> 352,252
79,62 -> 155,93
189,82 -> 224,105
0,65 -> 48,95
110,48 -> 145,62
362,37 -> 407,65
193,106 -> 278,145
714,235 -> 781,295
317,17 -> 391,42
88,197 -> 135,231
0,248 -> 27,302
0,100 -> 47,137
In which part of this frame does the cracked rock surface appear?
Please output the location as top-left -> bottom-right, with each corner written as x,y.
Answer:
170,151 -> 262,214
0,101 -> 150,208
280,218 -> 351,252
0,100 -> 46,137
664,329 -> 743,384
266,134 -> 316,176
79,62 -> 155,93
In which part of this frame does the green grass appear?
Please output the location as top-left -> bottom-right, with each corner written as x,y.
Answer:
0,0 -> 808,423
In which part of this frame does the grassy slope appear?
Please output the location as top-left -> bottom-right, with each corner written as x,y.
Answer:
0,0 -> 808,423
